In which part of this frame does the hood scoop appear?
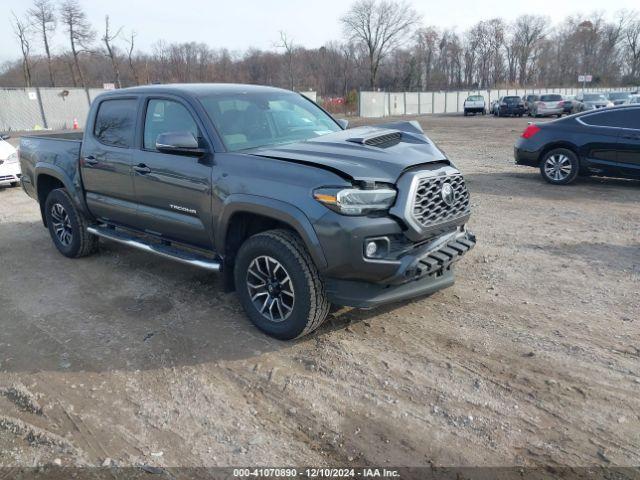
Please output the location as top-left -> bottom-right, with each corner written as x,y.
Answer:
347,130 -> 402,149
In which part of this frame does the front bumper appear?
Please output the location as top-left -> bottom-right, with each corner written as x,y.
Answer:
325,230 -> 476,308
0,162 -> 21,185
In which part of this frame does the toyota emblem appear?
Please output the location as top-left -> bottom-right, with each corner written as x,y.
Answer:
441,183 -> 456,206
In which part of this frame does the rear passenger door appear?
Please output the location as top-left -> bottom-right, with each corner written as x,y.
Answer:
81,97 -> 139,227
132,97 -> 213,248
576,110 -> 623,173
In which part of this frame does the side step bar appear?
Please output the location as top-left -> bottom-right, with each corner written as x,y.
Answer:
87,226 -> 222,272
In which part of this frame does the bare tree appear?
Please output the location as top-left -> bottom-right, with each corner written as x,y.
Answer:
124,30 -> 140,85
622,12 -> 640,80
28,0 -> 56,86
512,15 -> 547,85
276,31 -> 296,90
341,0 -> 421,88
10,12 -> 33,87
102,15 -> 122,87
59,0 -> 94,90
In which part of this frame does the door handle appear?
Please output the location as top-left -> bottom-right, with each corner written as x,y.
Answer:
133,164 -> 151,174
84,155 -> 98,166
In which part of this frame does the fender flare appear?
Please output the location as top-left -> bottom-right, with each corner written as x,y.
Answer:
34,163 -> 92,224
215,194 -> 328,270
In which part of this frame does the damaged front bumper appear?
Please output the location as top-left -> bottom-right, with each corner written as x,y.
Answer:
325,229 -> 476,308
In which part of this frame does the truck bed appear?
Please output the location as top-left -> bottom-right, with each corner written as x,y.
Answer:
19,132 -> 83,202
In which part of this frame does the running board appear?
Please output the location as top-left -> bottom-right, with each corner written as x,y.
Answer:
87,226 -> 221,272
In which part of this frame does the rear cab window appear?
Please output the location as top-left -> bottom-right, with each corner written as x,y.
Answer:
93,99 -> 137,148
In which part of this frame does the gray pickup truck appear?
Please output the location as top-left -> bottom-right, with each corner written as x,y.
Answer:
19,84 -> 475,339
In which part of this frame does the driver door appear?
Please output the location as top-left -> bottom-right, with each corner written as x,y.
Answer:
132,97 -> 213,248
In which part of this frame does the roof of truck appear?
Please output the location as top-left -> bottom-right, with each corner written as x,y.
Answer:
98,83 -> 293,98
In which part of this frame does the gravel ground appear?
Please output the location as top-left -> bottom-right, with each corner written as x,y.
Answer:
0,114 -> 638,469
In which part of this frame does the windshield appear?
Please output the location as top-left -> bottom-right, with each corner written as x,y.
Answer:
584,94 -> 607,101
608,92 -> 630,100
198,91 -> 341,151
540,94 -> 562,101
467,95 -> 483,101
503,97 -> 521,103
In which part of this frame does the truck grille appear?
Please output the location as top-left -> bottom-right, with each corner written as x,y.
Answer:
412,174 -> 470,227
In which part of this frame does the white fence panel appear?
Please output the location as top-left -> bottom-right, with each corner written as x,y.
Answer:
405,92 -> 420,114
420,92 -> 433,114
359,91 -> 387,118
389,92 -> 405,116
0,89 -> 43,131
433,92 -> 446,114
39,88 -> 91,130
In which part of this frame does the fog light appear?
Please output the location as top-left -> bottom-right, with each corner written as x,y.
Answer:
365,241 -> 378,257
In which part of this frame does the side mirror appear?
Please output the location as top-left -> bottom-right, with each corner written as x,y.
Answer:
337,119 -> 349,129
155,131 -> 206,156
0,134 -> 10,141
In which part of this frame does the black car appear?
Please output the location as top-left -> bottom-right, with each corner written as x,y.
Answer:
494,96 -> 525,117
514,105 -> 640,184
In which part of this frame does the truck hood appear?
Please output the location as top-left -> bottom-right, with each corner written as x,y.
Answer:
247,121 -> 449,183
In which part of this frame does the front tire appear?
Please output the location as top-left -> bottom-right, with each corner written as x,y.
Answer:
9,181 -> 18,188
540,148 -> 579,185
234,229 -> 330,340
44,188 -> 99,258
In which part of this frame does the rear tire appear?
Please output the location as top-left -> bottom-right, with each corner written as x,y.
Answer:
44,188 -> 99,258
539,148 -> 579,185
234,229 -> 330,340
9,182 -> 18,188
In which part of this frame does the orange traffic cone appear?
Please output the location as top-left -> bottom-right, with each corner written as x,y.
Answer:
73,118 -> 79,129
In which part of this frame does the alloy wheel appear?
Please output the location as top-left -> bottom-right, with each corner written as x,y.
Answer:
544,154 -> 572,181
246,255 -> 295,323
50,203 -> 73,246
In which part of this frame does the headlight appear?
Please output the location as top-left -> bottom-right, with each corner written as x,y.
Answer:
314,186 -> 397,215
5,152 -> 18,164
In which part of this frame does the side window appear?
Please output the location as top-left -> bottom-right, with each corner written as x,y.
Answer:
94,99 -> 137,147
144,99 -> 200,150
582,109 -> 640,129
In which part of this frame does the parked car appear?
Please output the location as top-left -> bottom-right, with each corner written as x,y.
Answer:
514,104 -> 640,184
560,95 -> 579,114
0,134 -> 20,187
523,94 -> 539,114
529,94 -> 564,117
19,84 -> 476,340
629,94 -> 640,104
463,94 -> 486,116
607,91 -> 632,105
493,96 -> 525,117
575,92 -> 614,111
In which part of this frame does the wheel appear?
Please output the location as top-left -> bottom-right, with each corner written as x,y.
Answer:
463,110 -> 468,117
234,229 -> 330,340
540,148 -> 579,185
44,188 -> 99,258
482,109 -> 486,115
9,181 -> 18,188
518,113 -> 523,117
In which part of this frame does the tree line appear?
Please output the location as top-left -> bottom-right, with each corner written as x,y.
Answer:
4,0 -> 640,96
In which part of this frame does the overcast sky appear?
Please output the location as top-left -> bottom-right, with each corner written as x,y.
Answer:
2,0 -> 638,65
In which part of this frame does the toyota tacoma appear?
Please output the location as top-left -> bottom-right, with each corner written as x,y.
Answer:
19,84 -> 475,339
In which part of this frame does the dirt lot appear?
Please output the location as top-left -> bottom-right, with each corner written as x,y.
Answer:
0,114 -> 638,469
